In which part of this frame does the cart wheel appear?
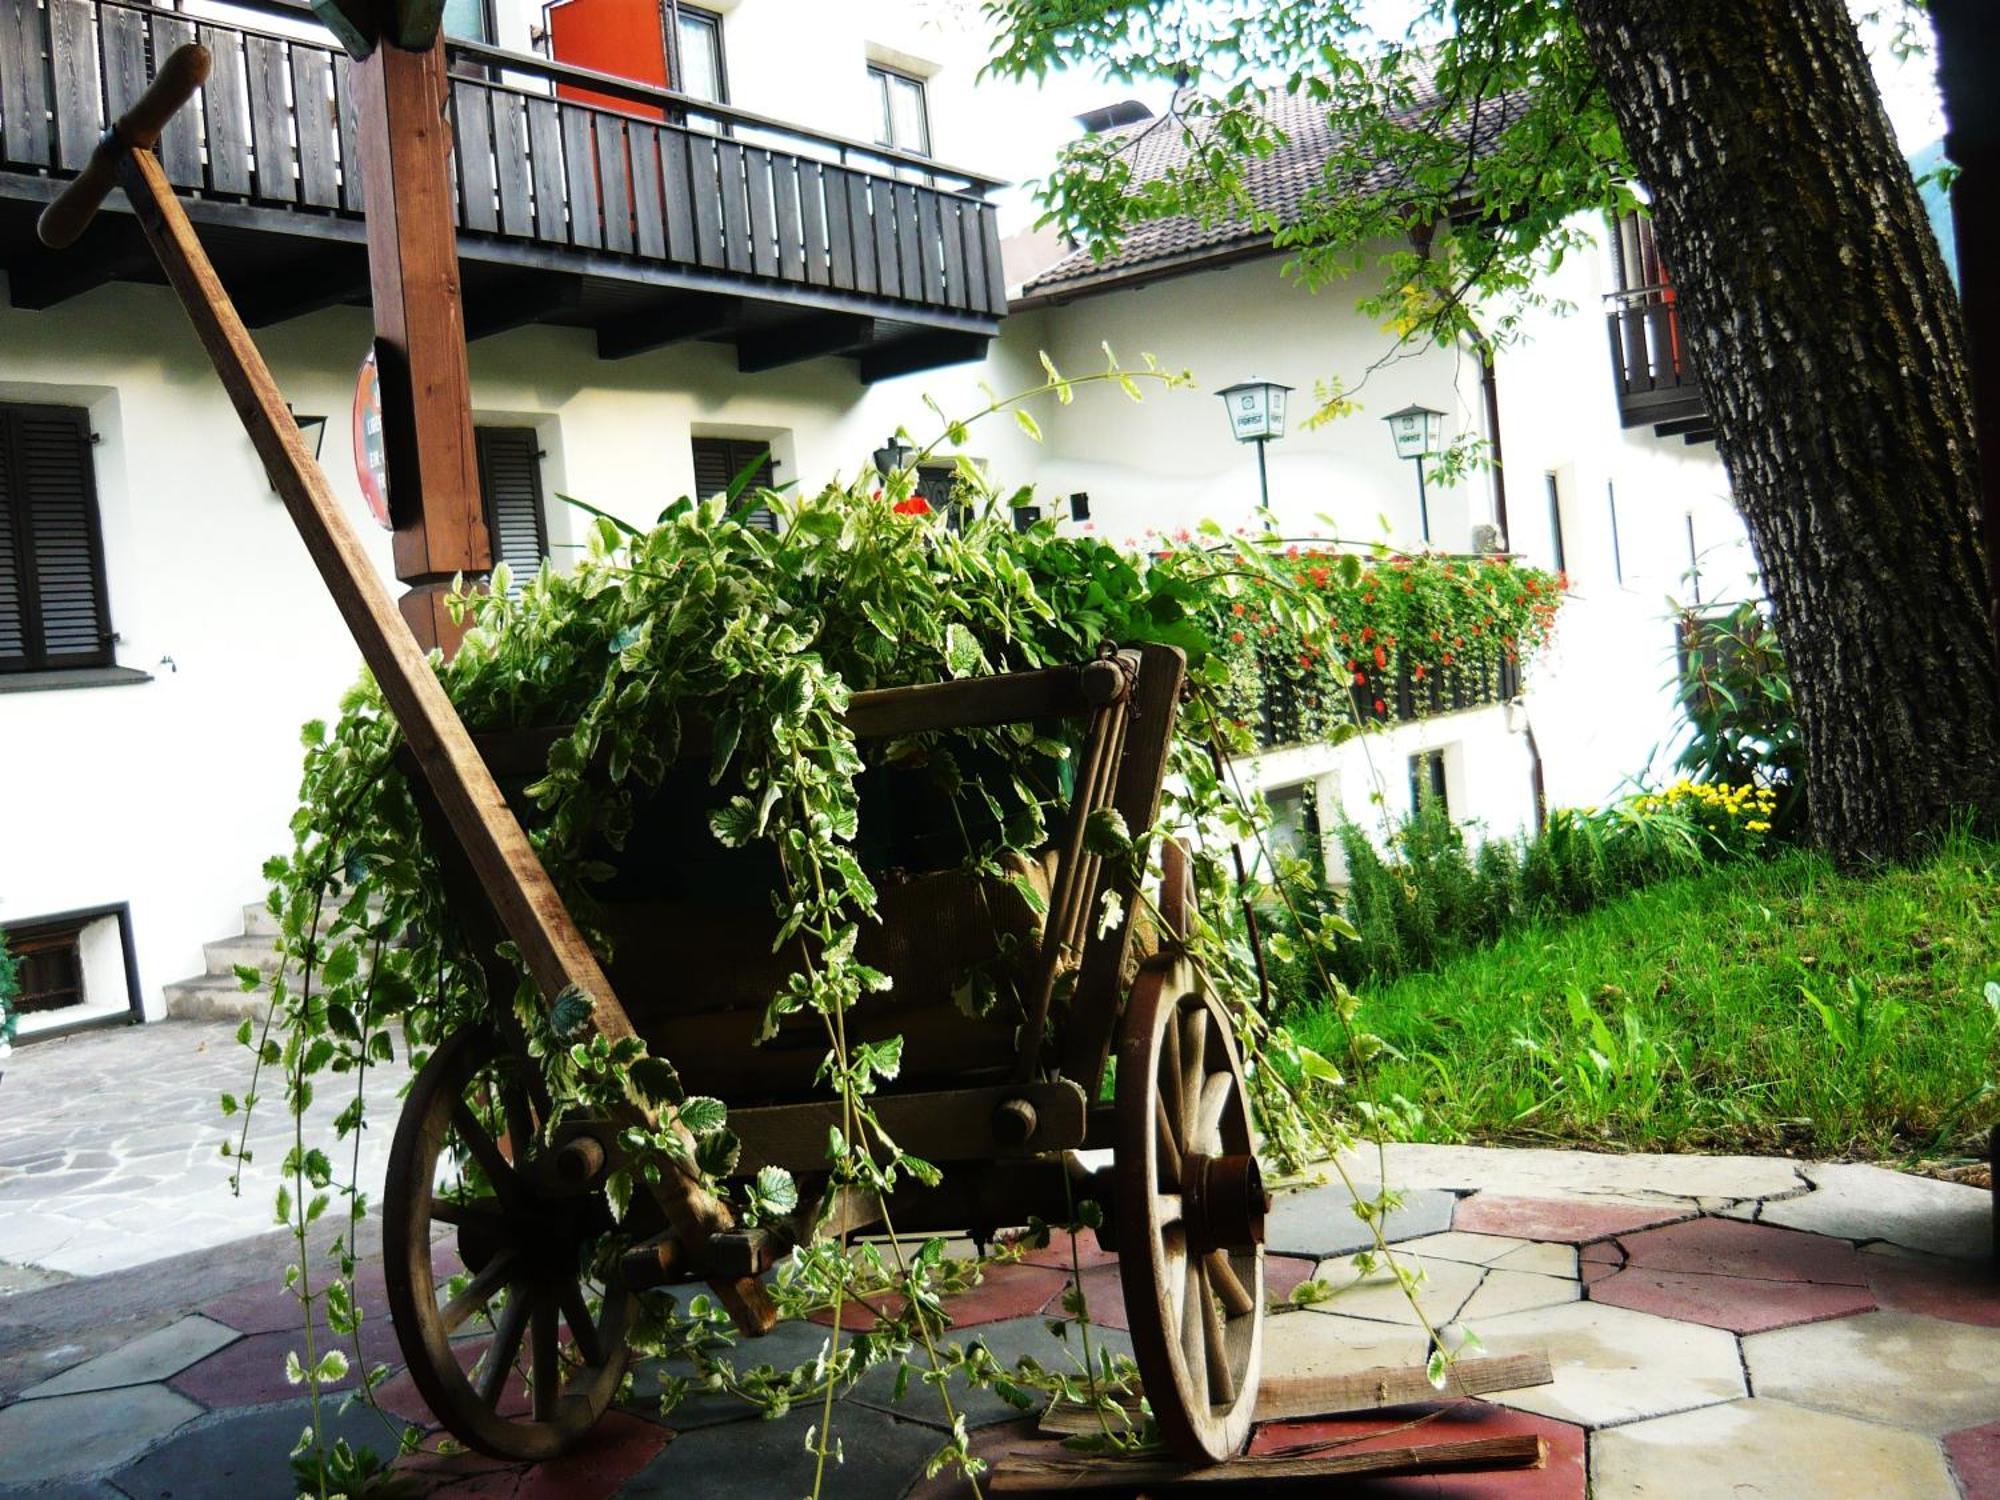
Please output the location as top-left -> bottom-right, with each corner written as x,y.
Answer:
1115,952 -> 1266,1463
383,1025 -> 636,1460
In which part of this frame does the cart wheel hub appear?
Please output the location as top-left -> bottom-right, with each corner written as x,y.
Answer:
1180,1152 -> 1265,1254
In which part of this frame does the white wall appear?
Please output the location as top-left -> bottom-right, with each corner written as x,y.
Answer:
0,277 -> 1040,1018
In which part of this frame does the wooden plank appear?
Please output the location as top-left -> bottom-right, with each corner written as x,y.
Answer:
896,184 -> 923,300
939,197 -> 968,309
688,133 -> 724,268
731,1081 -> 1087,1174
99,5 -> 149,120
525,96 -> 564,241
199,24 -> 250,195
846,172 -> 877,293
660,127 -> 695,262
492,91 -> 533,237
771,153 -> 804,282
716,139 -> 751,272
978,200 -> 1008,311
1038,1354 -> 1558,1437
559,106 -> 600,248
150,14 -> 202,187
114,144 -> 777,1339
870,178 -> 899,299
743,145 -> 777,276
292,49 -> 341,210
0,0 -> 53,167
627,121 -> 664,259
960,199 -> 991,314
991,1435 -> 1546,1491
334,52 -> 365,211
822,166 -> 855,290
798,161 -> 830,287
451,80 -> 497,233
915,188 -> 946,303
243,34 -> 293,202
48,0 -> 99,172
594,113 -> 631,253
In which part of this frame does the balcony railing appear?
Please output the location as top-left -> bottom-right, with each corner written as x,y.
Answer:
1253,658 -> 1521,752
1605,287 -> 1712,440
0,0 -> 1007,324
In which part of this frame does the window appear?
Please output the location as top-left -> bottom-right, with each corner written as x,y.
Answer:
0,403 -> 113,674
869,63 -> 930,155
9,917 -> 85,1015
474,427 -> 549,594
1262,782 -> 1323,877
691,436 -> 779,531
1607,481 -> 1624,585
1544,472 -> 1568,576
1012,503 -> 1041,532
1068,492 -> 1091,522
440,0 -> 494,42
1409,749 -> 1449,817
675,5 -> 727,103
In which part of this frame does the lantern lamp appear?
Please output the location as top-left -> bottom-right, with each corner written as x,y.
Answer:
1215,378 -> 1294,510
1382,402 -> 1446,542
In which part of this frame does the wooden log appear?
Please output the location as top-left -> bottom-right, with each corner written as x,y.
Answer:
730,1080 -> 1088,1174
990,1434 -> 1546,1491
111,140 -> 774,1338
1037,1353 -> 1557,1436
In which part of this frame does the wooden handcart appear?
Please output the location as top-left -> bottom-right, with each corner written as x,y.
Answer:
41,47 -> 1271,1467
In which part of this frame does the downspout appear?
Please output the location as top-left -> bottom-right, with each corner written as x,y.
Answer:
1467,323 -> 1543,832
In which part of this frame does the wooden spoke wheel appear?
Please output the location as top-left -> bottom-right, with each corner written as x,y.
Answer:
1115,952 -> 1266,1463
383,1026 -> 636,1460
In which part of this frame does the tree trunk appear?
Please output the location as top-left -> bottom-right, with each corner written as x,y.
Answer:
1570,0 -> 1999,864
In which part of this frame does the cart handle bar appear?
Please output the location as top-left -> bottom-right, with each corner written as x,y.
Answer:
39,44 -> 213,250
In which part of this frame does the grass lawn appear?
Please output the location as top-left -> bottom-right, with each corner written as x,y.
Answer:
1288,831 -> 2000,1163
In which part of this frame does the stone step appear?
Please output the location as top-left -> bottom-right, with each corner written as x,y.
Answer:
241,899 -> 387,940
160,973 -> 273,1022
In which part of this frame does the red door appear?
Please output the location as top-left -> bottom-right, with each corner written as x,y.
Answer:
544,0 -> 668,118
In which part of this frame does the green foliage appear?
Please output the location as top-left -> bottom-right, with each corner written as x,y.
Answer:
982,0 -> 1634,382
1289,830 -> 2000,1158
0,926 -> 16,1067
1672,601 -> 1804,839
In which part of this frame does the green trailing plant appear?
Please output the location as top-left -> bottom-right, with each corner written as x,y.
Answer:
226,359 -> 1472,1497
0,927 -> 17,1075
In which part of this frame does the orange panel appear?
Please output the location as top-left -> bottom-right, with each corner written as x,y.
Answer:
545,0 -> 667,119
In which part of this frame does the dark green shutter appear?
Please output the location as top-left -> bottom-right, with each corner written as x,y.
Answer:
690,437 -> 778,530
0,404 -> 112,673
474,427 -> 549,594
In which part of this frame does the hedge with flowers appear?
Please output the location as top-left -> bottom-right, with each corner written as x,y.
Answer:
1212,550 -> 1567,746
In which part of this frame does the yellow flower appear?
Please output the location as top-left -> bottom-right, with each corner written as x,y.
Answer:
1746,819 -> 1770,833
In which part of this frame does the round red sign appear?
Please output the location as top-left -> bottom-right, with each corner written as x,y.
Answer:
352,349 -> 392,531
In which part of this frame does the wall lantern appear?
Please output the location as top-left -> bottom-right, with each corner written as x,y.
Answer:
1382,402 -> 1445,543
289,405 -> 328,462
872,434 -> 913,477
1215,378 -> 1293,509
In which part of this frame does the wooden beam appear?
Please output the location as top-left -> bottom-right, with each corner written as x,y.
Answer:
464,273 -> 582,341
735,312 -> 872,373
234,246 -> 371,327
595,291 -> 741,360
991,1434 -> 1546,1491
859,329 -> 989,384
350,39 -> 488,652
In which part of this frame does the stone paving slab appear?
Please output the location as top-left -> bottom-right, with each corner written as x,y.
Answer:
1744,1309 -> 2000,1436
1592,1396 -> 1960,1498
1454,1194 -> 1694,1243
1455,1267 -> 1580,1323
847,1314 -> 1134,1432
1264,1181 -> 1458,1258
619,1399 -> 946,1499
1863,1247 -> 2000,1328
1749,1162 -> 1994,1261
109,1397 -> 410,1499
1258,1308 -> 1428,1382
0,1020 -> 408,1278
1305,1251 -> 1485,1328
1944,1416 -> 2000,1498
1469,1300 -> 1747,1428
18,1314 -> 238,1399
0,1383 -> 203,1486
1330,1143 -> 1809,1204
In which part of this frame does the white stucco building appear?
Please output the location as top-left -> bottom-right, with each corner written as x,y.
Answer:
0,0 -> 1753,1035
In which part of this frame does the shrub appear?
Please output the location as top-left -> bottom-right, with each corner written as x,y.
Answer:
0,929 -> 17,1070
1674,600 -> 1804,838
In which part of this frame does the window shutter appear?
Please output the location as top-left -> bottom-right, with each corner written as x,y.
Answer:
474,427 -> 549,594
690,437 -> 778,530
0,404 -> 112,672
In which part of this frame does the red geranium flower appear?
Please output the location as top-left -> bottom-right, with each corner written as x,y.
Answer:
1373,645 -> 1388,669
1373,698 -> 1387,714
893,495 -> 931,516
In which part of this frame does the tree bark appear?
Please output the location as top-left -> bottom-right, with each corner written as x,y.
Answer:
1570,0 -> 1999,864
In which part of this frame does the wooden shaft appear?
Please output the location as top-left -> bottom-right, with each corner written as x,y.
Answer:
38,42 -> 213,249
114,145 -> 773,1335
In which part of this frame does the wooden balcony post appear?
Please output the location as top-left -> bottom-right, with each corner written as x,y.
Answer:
350,38 -> 489,654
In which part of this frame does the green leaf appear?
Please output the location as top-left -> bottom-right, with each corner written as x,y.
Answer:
678,1096 -> 727,1135
753,1164 -> 798,1215
943,623 -> 981,679
549,984 -> 594,1039
1014,409 -> 1043,443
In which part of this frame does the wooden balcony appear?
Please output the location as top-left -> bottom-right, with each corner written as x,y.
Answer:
0,0 -> 1006,377
1252,658 -> 1522,752
1605,291 -> 1714,443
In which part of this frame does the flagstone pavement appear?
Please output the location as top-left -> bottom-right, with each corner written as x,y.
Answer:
3,1022 -> 1999,1496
